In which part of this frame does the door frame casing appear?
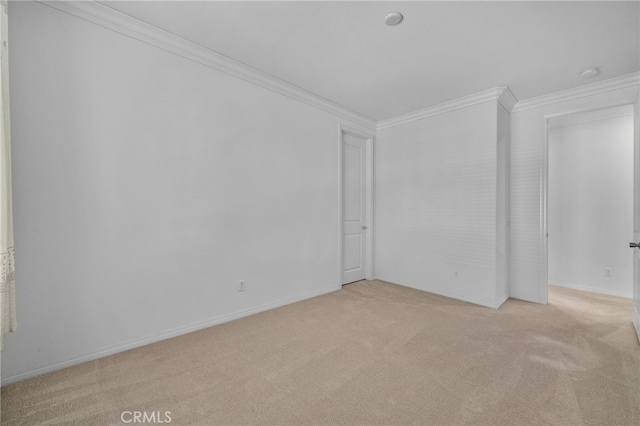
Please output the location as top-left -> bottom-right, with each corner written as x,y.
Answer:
339,124 -> 375,285
540,102 -> 638,305
633,98 -> 640,342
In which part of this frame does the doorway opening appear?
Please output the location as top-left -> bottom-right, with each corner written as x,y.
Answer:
546,105 -> 635,305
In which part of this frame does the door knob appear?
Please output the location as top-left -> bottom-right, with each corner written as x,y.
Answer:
361,225 -> 368,230
630,242 -> 640,248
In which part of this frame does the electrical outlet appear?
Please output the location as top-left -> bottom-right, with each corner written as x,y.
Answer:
454,271 -> 459,279
239,280 -> 246,292
604,268 -> 613,277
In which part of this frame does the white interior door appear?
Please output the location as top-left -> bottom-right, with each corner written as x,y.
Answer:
633,99 -> 640,342
342,132 -> 367,284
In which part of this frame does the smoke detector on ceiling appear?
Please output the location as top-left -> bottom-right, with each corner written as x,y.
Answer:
385,12 -> 403,26
579,67 -> 599,78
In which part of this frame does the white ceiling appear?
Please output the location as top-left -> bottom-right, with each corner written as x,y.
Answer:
102,1 -> 640,121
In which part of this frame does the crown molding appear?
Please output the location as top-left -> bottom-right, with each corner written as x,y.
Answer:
512,72 -> 640,113
497,87 -> 518,112
37,1 -> 378,130
378,87 -> 514,131
34,1 -> 638,131
548,104 -> 633,129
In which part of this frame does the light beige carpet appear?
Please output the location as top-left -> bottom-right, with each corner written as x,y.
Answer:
2,280 -> 639,425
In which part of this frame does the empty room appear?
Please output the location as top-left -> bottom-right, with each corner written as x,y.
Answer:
0,1 -> 639,425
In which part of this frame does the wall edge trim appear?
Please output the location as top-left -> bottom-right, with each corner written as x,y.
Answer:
498,87 -> 518,112
512,72 -> 640,113
2,284 -> 342,385
36,0 -> 378,130
634,306 -> 639,343
376,277 -> 507,309
493,294 -> 509,309
547,104 -> 634,129
549,281 -> 633,300
377,87 -> 513,130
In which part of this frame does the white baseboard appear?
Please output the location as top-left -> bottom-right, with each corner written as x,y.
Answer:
634,306 -> 640,344
376,276 -> 509,309
2,284 -> 341,386
493,294 -> 510,309
549,281 -> 632,299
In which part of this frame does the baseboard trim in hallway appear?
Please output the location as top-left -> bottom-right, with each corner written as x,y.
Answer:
549,280 -> 632,299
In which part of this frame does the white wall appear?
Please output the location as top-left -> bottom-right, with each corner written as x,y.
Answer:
375,101 -> 508,308
7,2 -> 636,386
510,82 -> 639,303
3,2 -> 372,383
548,107 -> 634,298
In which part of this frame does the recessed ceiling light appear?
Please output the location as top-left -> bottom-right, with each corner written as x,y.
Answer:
578,67 -> 599,78
385,12 -> 403,26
